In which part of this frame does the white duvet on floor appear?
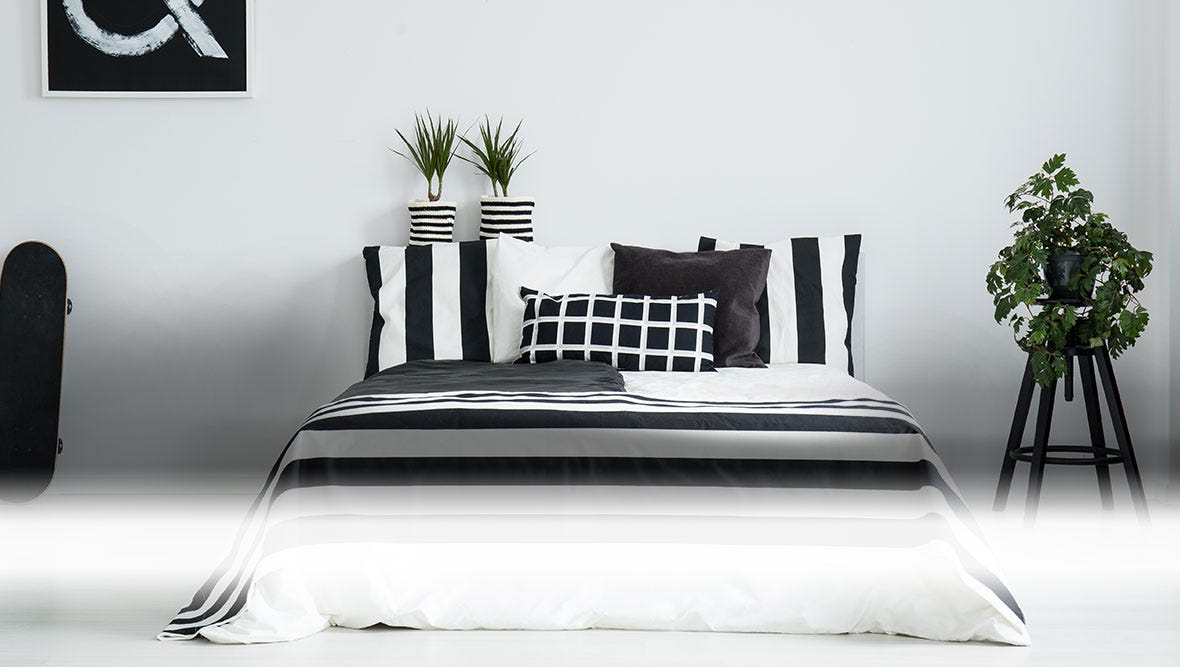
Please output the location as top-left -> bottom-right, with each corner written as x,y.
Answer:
167,363 -> 1028,646
204,541 -> 1023,645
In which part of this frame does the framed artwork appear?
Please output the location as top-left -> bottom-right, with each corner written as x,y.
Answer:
41,0 -> 253,98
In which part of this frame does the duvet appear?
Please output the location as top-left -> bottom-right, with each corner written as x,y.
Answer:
160,360 -> 1028,645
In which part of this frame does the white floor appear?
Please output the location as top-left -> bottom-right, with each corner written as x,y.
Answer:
1,477 -> 1178,667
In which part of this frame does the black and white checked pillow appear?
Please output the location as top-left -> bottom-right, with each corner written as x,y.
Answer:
698,235 -> 861,374
515,289 -> 717,372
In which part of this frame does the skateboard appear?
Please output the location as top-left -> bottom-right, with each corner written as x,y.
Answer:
0,241 -> 69,503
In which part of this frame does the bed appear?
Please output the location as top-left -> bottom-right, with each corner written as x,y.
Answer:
159,359 -> 1028,645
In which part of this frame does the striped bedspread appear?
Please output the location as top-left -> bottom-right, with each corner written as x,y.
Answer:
160,361 -> 1028,645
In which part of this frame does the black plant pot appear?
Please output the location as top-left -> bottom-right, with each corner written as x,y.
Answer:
1045,249 -> 1087,301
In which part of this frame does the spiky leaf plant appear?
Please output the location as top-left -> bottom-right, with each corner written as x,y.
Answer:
458,116 -> 534,197
390,111 -> 460,202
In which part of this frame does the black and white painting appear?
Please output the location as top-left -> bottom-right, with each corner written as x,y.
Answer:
42,0 -> 252,97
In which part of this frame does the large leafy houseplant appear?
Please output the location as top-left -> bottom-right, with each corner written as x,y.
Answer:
986,154 -> 1152,385
391,110 -> 460,202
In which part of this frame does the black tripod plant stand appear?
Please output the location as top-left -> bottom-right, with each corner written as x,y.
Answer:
993,344 -> 1150,526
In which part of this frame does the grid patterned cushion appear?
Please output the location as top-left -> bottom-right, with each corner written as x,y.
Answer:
515,289 -> 717,372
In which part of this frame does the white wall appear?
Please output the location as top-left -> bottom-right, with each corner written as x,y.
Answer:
1168,0 -> 1180,502
0,1 -> 1173,492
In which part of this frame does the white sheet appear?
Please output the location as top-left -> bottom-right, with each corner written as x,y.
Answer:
622,363 -> 893,404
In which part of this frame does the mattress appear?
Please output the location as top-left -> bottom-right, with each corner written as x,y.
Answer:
159,360 -> 1028,645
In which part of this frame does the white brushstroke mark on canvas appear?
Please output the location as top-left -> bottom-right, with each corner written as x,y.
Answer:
163,0 -> 228,58
61,0 -> 228,59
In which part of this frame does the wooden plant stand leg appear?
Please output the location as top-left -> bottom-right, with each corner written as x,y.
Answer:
1095,347 -> 1151,524
1078,353 -> 1114,510
1024,378 -> 1058,527
994,356 -> 1035,512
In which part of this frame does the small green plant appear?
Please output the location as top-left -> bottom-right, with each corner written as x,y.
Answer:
458,116 -> 534,197
986,154 -> 1153,385
391,111 -> 460,202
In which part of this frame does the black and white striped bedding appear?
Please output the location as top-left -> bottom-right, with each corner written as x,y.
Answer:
160,360 -> 1028,645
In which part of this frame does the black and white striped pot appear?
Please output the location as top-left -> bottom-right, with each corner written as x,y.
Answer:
407,200 -> 457,245
479,196 -> 535,242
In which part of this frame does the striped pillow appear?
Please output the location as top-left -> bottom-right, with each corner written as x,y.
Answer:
698,235 -> 862,374
516,288 -> 717,372
363,242 -> 494,376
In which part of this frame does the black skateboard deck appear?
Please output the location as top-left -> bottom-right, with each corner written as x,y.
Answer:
0,241 -> 68,503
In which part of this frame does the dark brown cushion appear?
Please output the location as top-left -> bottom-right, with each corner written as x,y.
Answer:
610,243 -> 771,368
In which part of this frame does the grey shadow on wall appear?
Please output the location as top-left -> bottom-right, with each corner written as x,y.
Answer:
54,252 -> 371,482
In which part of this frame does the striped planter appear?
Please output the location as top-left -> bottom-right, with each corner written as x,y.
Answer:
407,200 -> 457,245
479,196 -> 535,242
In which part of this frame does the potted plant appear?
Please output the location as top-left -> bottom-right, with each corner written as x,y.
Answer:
459,116 -> 536,242
391,111 -> 461,245
986,154 -> 1153,385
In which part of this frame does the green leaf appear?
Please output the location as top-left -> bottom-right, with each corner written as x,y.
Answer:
391,110 -> 462,199
1042,153 -> 1066,174
1054,167 -> 1079,191
457,115 -> 532,195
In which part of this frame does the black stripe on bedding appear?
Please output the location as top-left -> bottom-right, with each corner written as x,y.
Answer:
791,237 -> 825,364
842,234 -> 862,376
264,454 -> 978,530
459,242 -> 492,361
271,457 -> 941,495
325,392 -> 902,408
306,396 -> 918,424
311,393 -> 910,414
403,246 -> 435,361
745,247 -> 773,363
302,408 -> 919,434
363,247 -> 384,378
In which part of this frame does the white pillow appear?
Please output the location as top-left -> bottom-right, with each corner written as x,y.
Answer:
490,236 -> 614,363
